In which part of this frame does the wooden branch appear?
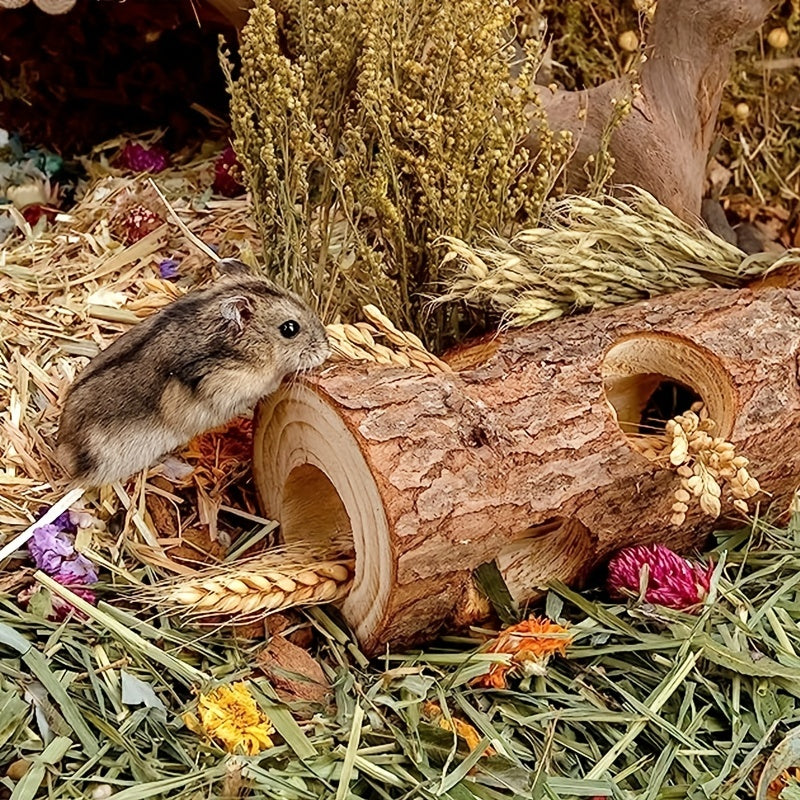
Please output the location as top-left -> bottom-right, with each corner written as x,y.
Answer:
253,284 -> 800,654
536,0 -> 777,220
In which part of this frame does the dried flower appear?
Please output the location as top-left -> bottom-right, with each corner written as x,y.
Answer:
28,510 -> 98,589
422,701 -> 495,755
35,506 -> 76,534
473,615 -> 572,689
187,682 -> 275,755
213,145 -> 244,197
113,203 -> 163,245
55,554 -> 98,584
17,579 -> 96,622
21,204 -> 58,226
181,416 -> 253,490
116,142 -> 170,174
607,543 -> 713,612
158,258 -> 180,280
628,402 -> 761,526
768,767 -> 800,799
28,524 -> 74,574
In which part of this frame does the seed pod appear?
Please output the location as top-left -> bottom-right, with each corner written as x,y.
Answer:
618,30 -> 639,51
767,27 -> 790,50
295,570 -> 322,587
734,102 -> 750,122
687,475 -> 704,495
317,563 -> 351,581
242,574 -> 275,592
264,571 -> 297,592
700,493 -> 722,517
226,579 -> 251,595
670,432 -> 690,465
173,589 -> 204,605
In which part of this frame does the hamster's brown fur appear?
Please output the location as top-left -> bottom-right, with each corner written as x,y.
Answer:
57,267 -> 329,487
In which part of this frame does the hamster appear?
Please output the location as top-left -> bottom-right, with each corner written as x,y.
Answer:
57,262 -> 330,488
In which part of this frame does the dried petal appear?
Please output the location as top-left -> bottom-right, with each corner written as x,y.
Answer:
607,543 -> 712,611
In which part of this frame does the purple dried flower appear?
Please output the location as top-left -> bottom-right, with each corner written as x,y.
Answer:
56,554 -> 98,585
35,506 -> 76,534
28,524 -> 74,573
158,258 -> 180,280
117,142 -> 170,174
607,544 -> 713,612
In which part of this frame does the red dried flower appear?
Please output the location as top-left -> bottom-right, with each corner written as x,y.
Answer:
213,146 -> 245,197
117,142 -> 170,174
114,203 -> 163,244
21,204 -> 58,226
607,543 -> 713,612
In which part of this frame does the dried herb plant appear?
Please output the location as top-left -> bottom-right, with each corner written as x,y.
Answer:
224,0 -> 572,347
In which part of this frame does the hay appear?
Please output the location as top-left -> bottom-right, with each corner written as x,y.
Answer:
437,186 -> 800,327
3,508 -> 800,796
0,153 -> 259,538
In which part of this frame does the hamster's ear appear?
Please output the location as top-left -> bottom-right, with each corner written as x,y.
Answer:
219,295 -> 253,332
217,258 -> 252,277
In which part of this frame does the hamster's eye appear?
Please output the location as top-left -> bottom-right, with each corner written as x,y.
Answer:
279,320 -> 301,339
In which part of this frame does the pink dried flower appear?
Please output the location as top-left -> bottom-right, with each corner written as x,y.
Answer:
607,544 -> 713,612
18,581 -> 96,622
117,142 -> 170,173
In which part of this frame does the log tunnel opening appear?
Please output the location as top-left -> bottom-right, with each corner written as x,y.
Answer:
494,518 -> 595,604
601,332 -> 737,455
251,386 -> 393,644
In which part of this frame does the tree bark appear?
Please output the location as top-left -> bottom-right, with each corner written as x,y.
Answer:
253,283 -> 800,654
535,0 -> 776,221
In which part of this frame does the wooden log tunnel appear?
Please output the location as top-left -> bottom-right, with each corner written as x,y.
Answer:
252,284 -> 800,654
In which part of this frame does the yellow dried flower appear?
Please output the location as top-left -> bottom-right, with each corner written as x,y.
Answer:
422,702 -> 495,755
186,682 -> 275,755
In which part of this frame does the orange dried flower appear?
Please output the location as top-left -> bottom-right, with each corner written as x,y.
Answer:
181,416 -> 253,490
473,615 -> 572,689
769,767 -> 800,799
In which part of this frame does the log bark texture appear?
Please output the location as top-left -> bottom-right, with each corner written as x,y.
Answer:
253,284 -> 800,654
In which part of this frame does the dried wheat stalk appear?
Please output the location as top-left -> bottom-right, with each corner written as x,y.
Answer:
325,304 -> 452,374
146,549 -> 355,622
628,402 -> 761,526
437,187 -> 800,328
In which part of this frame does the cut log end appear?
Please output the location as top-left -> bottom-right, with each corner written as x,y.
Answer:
252,387 -> 392,647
